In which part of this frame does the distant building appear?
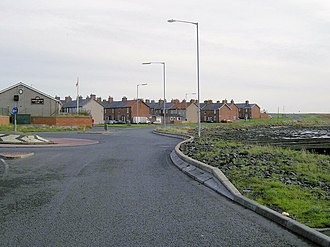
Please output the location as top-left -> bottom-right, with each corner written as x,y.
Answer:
168,100 -> 199,123
146,100 -> 175,124
61,95 -> 104,124
236,100 -> 261,119
200,100 -> 236,122
103,96 -> 150,123
0,82 -> 62,116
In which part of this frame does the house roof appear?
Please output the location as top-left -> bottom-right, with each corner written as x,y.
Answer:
0,82 -> 61,104
235,103 -> 258,109
62,99 -> 92,108
201,102 -> 227,111
169,102 -> 194,110
147,102 -> 175,110
103,100 -> 150,109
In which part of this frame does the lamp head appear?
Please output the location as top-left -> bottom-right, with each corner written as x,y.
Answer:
142,62 -> 151,65
167,19 -> 175,23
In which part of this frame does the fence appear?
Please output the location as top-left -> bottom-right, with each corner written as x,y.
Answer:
0,108 -> 9,116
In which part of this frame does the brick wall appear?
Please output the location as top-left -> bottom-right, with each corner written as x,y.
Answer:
251,106 -> 261,119
0,116 -> 9,125
32,117 -> 92,127
131,102 -> 150,118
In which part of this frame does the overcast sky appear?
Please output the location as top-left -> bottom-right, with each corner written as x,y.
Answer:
1,0 -> 329,113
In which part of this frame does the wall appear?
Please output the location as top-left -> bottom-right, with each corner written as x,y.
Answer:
186,104 -> 198,123
32,116 -> 92,127
83,100 -> 104,124
230,104 -> 239,120
130,101 -> 150,118
0,116 -> 9,125
251,105 -> 261,119
218,105 -> 234,122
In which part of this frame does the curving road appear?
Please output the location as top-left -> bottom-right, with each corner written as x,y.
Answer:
0,127 -> 316,246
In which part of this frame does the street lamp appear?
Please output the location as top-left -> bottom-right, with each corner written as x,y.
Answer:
142,62 -> 166,128
168,19 -> 201,137
137,83 -> 147,121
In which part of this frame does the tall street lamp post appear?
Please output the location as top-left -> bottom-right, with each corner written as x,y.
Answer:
142,62 -> 166,128
136,83 -> 147,121
168,19 -> 201,137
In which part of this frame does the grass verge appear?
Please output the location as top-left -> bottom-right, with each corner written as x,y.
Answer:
160,116 -> 330,228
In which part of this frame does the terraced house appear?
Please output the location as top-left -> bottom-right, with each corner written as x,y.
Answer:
60,94 -> 104,124
200,100 -> 237,123
236,100 -> 261,119
103,96 -> 150,123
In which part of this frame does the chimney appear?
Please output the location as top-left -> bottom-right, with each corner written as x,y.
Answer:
122,96 -> 127,101
90,94 -> 96,100
190,99 -> 196,103
79,96 -> 83,101
55,96 -> 61,101
245,100 -> 249,105
217,100 -> 220,103
204,100 -> 213,104
158,99 -> 165,105
96,97 -> 102,102
145,99 -> 150,103
108,96 -> 113,103
231,99 -> 234,104
151,100 -> 155,103
65,96 -> 72,102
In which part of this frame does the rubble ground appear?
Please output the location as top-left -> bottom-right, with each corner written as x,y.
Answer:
175,123 -> 330,229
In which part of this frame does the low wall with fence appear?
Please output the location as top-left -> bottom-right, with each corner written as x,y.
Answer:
0,116 -> 10,125
31,116 -> 92,127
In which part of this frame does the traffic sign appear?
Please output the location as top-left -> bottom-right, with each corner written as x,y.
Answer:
12,107 -> 18,115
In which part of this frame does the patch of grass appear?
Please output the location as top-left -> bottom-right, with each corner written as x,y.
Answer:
180,137 -> 330,228
0,124 -> 88,133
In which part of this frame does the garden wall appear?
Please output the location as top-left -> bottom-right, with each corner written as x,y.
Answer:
31,116 -> 92,127
0,116 -> 9,125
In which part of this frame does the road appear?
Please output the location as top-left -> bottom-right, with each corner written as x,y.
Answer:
0,127 -> 316,246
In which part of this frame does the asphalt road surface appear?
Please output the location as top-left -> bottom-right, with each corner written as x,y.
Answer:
0,127 -> 317,246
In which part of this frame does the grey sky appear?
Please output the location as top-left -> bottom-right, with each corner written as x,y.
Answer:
1,0 -> 329,113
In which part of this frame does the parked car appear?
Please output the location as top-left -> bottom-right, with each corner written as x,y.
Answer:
116,120 -> 126,124
105,119 -> 118,124
132,117 -> 151,124
221,119 -> 232,123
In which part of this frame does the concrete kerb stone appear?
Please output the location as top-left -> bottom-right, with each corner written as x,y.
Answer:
153,129 -> 330,247
0,152 -> 34,159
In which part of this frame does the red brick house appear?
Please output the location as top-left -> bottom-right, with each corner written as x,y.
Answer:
103,97 -> 150,123
236,100 -> 261,119
200,100 -> 237,122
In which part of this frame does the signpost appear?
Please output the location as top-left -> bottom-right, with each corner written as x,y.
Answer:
12,107 -> 18,132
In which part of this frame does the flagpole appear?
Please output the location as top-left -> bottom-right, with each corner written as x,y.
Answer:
76,77 -> 79,114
